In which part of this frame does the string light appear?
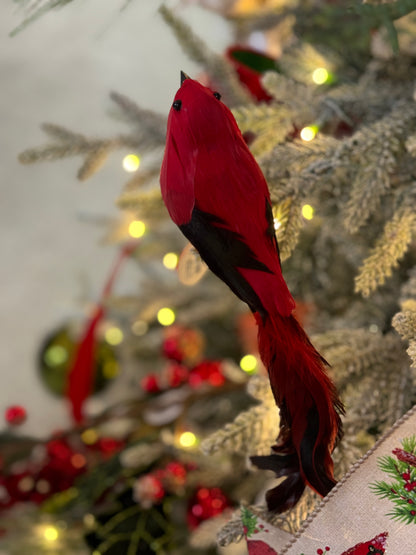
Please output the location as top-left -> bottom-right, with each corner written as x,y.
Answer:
312,67 -> 329,85
104,326 -> 124,346
128,220 -> 146,238
163,252 -> 179,270
239,354 -> 258,374
273,218 -> 282,231
178,431 -> 197,448
84,513 -> 96,529
71,453 -> 87,469
301,204 -> 315,220
300,125 -> 318,142
81,428 -> 98,445
18,476 -> 34,492
36,479 -> 51,494
157,307 -> 176,326
122,154 -> 140,172
43,526 -> 59,542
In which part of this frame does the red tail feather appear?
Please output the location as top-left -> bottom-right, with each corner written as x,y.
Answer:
254,312 -> 344,511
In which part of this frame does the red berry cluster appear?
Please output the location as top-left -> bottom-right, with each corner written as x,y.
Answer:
141,326 -> 226,394
402,470 -> 416,493
187,486 -> 230,529
85,436 -> 125,459
0,430 -> 125,512
0,436 -> 87,510
132,460 -> 191,508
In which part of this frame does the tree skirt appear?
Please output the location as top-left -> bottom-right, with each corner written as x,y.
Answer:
243,404 -> 416,554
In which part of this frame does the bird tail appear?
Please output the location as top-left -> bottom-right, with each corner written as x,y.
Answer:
251,312 -> 344,513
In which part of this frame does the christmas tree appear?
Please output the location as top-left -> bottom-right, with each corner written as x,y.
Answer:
2,0 -> 416,553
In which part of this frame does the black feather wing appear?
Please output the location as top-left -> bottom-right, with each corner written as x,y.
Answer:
180,207 -> 272,316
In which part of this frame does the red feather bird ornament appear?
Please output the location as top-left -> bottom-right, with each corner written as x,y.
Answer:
160,73 -> 344,512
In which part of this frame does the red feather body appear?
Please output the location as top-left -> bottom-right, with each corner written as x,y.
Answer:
160,77 -> 343,512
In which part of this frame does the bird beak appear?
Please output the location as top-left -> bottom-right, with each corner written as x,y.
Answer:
181,71 -> 190,85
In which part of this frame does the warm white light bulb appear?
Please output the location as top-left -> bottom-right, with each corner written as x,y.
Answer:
239,354 -> 257,373
157,307 -> 175,326
128,220 -> 146,238
122,154 -> 140,172
312,67 -> 329,85
300,126 -> 318,142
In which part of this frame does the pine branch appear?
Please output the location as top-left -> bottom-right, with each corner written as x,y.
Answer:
158,4 -> 251,106
392,301 -> 416,368
10,0 -> 73,36
314,329 -> 403,389
278,41 -> 340,85
110,91 -> 167,145
355,207 -> 416,297
400,268 -> 416,302
342,101 -> 416,234
216,510 -> 245,546
200,401 -> 277,456
261,72 -> 317,126
232,102 -> 293,156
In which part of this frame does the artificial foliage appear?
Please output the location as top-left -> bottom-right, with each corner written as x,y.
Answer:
3,0 -> 416,552
370,435 -> 416,525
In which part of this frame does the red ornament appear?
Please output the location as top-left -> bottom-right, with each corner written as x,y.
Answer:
160,75 -> 343,512
225,45 -> 276,102
67,242 -> 137,424
5,405 -> 27,426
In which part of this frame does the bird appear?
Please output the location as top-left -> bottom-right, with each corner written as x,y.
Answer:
160,72 -> 344,512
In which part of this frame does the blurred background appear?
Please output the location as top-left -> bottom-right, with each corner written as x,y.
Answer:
0,1 -> 231,437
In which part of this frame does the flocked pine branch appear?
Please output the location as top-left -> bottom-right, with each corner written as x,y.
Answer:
393,299 -> 416,368
341,101 -> 416,234
201,375 -> 278,457
18,123 -> 145,181
232,102 -> 294,157
355,207 -> 416,297
158,4 -> 251,107
109,91 -> 167,144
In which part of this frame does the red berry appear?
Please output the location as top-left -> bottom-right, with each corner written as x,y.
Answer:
5,405 -> 27,426
166,364 -> 189,388
141,374 -> 160,393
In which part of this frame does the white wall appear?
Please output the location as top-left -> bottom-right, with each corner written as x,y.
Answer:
0,0 -> 231,437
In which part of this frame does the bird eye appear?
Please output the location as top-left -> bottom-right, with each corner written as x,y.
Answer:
172,99 -> 182,111
213,92 -> 221,100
